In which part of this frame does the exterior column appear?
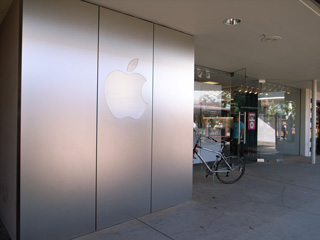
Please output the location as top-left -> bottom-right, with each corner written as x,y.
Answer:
311,79 -> 317,164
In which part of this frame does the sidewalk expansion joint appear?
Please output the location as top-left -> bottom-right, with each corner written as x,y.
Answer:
136,218 -> 174,240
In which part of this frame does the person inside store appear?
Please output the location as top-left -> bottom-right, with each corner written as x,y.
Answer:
232,115 -> 244,158
281,123 -> 286,139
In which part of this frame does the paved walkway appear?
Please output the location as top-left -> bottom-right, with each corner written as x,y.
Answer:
1,156 -> 320,240
75,156 -> 320,240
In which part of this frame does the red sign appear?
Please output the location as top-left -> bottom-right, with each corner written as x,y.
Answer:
248,112 -> 256,130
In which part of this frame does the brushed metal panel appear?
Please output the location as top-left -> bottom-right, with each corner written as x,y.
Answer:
20,0 -> 98,239
152,25 -> 194,211
97,8 -> 153,229
0,0 -> 20,238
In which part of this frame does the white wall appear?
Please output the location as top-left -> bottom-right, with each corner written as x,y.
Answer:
0,0 -> 20,239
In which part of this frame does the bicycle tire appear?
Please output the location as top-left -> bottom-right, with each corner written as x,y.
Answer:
216,156 -> 245,184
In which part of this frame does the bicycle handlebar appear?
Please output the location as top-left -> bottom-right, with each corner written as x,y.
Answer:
205,136 -> 233,143
207,136 -> 217,142
221,137 -> 233,142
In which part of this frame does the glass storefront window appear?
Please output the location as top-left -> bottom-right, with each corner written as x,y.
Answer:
194,66 -> 232,163
194,65 -> 301,164
194,84 -> 232,137
258,83 -> 300,159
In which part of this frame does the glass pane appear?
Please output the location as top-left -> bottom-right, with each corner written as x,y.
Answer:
194,66 -> 301,165
281,86 -> 301,157
231,70 -> 259,161
194,66 -> 232,164
257,82 -> 285,162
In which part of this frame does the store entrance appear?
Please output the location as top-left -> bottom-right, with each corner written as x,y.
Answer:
231,69 -> 259,162
194,65 -> 300,165
231,69 -> 285,163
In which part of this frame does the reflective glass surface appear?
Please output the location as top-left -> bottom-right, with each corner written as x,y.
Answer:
194,66 -> 301,165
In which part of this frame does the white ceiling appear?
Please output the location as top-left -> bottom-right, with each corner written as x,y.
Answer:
1,0 -> 319,90
87,0 -> 320,90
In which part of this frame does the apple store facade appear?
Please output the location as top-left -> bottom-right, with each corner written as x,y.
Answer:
0,1 -> 313,240
0,0 -> 194,240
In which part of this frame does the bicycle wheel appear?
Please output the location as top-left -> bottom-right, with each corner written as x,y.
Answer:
216,156 -> 245,184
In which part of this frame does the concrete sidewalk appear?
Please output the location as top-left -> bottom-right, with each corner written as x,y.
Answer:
75,156 -> 320,240
1,156 -> 320,240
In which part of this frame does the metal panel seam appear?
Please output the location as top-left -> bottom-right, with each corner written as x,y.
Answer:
150,23 -> 155,213
17,0 -> 23,239
95,6 -> 100,231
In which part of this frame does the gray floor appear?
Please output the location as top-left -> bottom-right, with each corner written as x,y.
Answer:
1,156 -> 320,240
74,156 -> 320,240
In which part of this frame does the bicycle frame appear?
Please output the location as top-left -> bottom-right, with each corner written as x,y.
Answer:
193,138 -> 232,175
193,135 -> 245,184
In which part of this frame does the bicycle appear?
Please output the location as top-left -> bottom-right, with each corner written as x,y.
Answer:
193,135 -> 245,184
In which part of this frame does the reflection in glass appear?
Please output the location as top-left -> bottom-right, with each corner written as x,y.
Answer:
258,85 -> 300,160
194,65 -> 301,164
194,66 -> 232,163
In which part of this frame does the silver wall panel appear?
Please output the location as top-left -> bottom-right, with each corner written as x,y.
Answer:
0,0 -> 20,239
21,0 -> 98,239
152,25 -> 194,211
97,8 -> 153,229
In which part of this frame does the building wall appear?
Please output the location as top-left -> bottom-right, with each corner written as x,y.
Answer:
0,0 -> 20,239
97,7 -> 153,229
20,0 -> 194,239
152,25 -> 194,211
20,1 -> 98,239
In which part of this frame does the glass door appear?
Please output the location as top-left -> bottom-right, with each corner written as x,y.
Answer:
231,69 -> 285,162
257,85 -> 285,162
194,66 -> 298,164
231,69 -> 259,162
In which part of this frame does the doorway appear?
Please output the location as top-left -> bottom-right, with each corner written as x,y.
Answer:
194,65 -> 300,165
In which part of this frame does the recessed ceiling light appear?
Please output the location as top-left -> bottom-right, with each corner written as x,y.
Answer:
203,81 -> 219,85
261,34 -> 282,42
223,18 -> 241,25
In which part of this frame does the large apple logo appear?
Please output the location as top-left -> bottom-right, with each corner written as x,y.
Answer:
104,58 -> 147,119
